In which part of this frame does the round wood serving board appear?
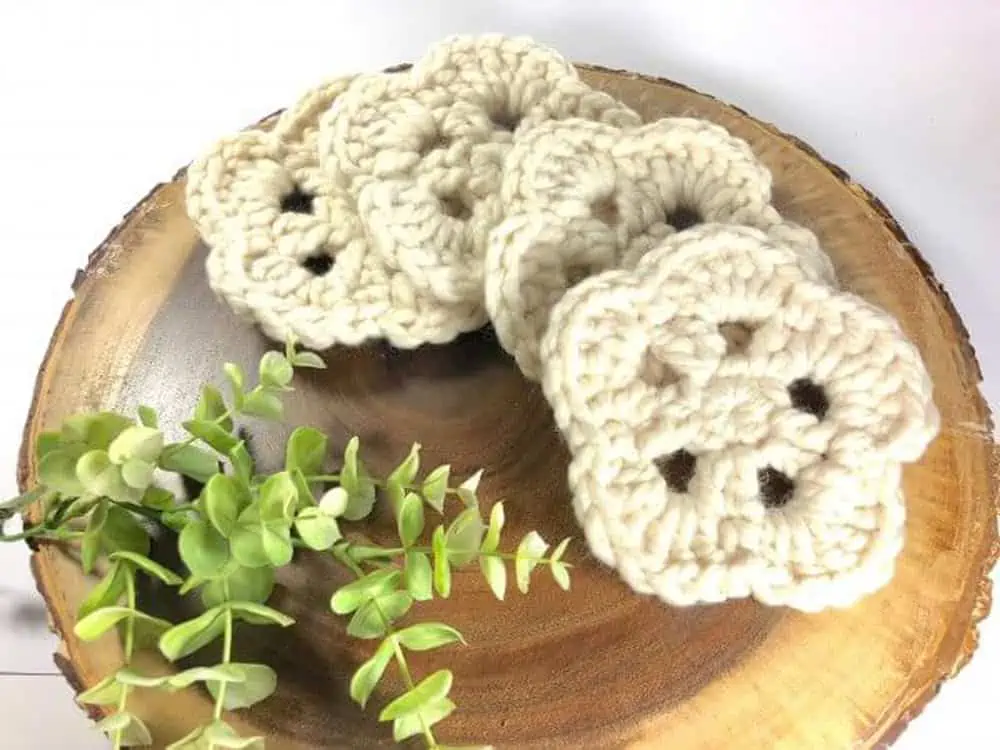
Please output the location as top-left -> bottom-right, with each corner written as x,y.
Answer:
17,64 -> 999,750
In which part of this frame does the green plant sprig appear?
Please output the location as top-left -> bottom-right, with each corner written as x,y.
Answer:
0,335 -> 574,750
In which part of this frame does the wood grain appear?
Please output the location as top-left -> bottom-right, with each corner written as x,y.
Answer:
16,65 -> 999,750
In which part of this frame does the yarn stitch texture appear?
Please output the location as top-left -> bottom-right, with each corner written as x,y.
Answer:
186,77 -> 484,350
486,117 -> 835,380
539,225 -> 939,611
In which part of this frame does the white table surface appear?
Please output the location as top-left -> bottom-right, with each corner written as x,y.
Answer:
1,1 -> 998,747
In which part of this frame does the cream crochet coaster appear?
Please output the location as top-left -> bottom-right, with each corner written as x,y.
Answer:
539,225 -> 939,611
486,117 -> 835,380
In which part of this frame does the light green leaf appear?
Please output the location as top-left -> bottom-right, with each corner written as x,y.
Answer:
204,474 -> 250,537
201,565 -> 274,609
432,526 -> 451,598
397,492 -> 424,547
114,668 -> 171,688
319,487 -> 349,517
550,562 -> 570,590
240,389 -> 283,420
76,449 -> 131,502
229,442 -> 253,485
295,507 -> 341,550
285,427 -> 327,478
38,445 -> 86,496
342,480 -> 376,522
76,675 -> 123,706
78,561 -> 128,618
35,430 -> 63,462
330,569 -> 401,615
378,669 -> 453,721
421,464 -> 450,513
223,363 -> 246,403
61,412 -> 133,450
108,425 -> 164,465
347,600 -> 386,639
392,697 -> 456,742
456,469 -> 483,508
261,524 -> 293,566
226,601 -> 295,627
159,444 -> 219,484
102,505 -> 150,556
404,551 -> 433,601
201,721 -> 266,749
206,663 -> 278,710
395,623 -> 465,652
290,467 -> 315,509
480,556 -> 507,600
345,544 -> 397,563
515,531 -> 550,594
291,350 -> 326,369
388,443 -> 420,489
120,458 -> 155,490
165,725 -> 205,750
183,419 -> 239,456
141,486 -> 176,511
445,507 -> 484,566
350,638 -> 394,708
195,384 -> 232,430
158,608 -> 227,661
377,591 -> 413,623
230,514 -> 270,569
81,501 -> 108,574
137,405 -> 159,428
259,472 -> 298,523
179,519 -> 230,577
480,502 -> 505,554
95,711 -> 152,746
74,607 -> 172,642
339,437 -> 361,497
109,550 -> 183,585
0,487 -> 47,523
259,351 -> 294,389
165,664 -> 245,690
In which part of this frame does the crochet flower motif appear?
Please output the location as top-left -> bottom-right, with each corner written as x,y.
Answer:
185,78 -> 484,350
318,35 -> 640,308
539,225 -> 939,611
485,117 -> 834,380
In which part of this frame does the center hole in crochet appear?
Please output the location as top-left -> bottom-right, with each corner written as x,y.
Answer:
592,195 -> 620,225
564,264 -> 594,286
419,133 -> 451,157
719,321 -> 755,355
666,205 -> 702,231
640,350 -> 681,387
439,193 -> 472,220
490,110 -> 521,133
280,185 -> 315,214
301,251 -> 335,276
758,467 -> 795,508
656,450 -> 697,493
788,378 -> 829,419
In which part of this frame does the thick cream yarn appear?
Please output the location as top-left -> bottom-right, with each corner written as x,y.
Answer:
486,117 -> 835,380
539,225 -> 939,611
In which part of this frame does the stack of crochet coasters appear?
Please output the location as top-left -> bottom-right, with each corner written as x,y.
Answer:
184,34 -> 940,612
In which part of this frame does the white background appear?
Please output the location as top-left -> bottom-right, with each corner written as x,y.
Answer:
1,1 -> 998,747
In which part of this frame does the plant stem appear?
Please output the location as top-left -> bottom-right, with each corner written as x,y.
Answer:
163,411 -> 234,459
0,526 -> 81,543
108,500 -> 165,525
408,546 -> 572,567
306,474 -> 459,497
213,581 -> 234,721
114,571 -> 139,750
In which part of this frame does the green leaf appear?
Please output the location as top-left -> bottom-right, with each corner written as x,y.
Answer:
78,561 -> 128,618
201,721 -> 265,749
456,469 -> 483,508
76,449 -> 131,501
240,389 -> 284,420
259,472 -> 298,522
350,639 -> 394,708
158,608 -> 227,661
206,663 -> 278,710
120,458 -> 155,490
230,513 -> 270,569
183,419 -> 239,456
432,526 -> 451,598
201,565 -> 274,609
480,556 -> 507,600
261,524 -> 294,566
61,412 -> 133,450
165,664 -> 245,690
347,600 -> 387,639
259,351 -> 294,389
114,668 -> 171,688
319,487 -> 349,517
179,519 -> 230,577
515,531 -> 550,594
137,405 -> 159,428
480,502 -> 504,554
108,425 -> 164,465
404,551 -> 433,601
421,464 -> 450,513
38,445 -> 86,496
204,474 -> 251,536
392,697 -> 456,742
396,623 -> 465,651
165,725 -> 205,750
226,601 -> 295,627
289,467 -> 315,510
295,506 -> 341,550
342,481 -> 376,521
95,711 -> 153,746
397,492 -> 425,546
345,544 -> 397,563
330,569 -> 401,615
340,437 -> 360,496
379,669 -> 453,721
74,607 -> 172,642
102,505 -> 150,556
0,486 -> 46,523
36,430 -> 63,462
76,675 -> 123,706
550,537 -> 572,590
223,362 -> 247,402
285,426 -> 327,478
109,550 -> 183,585
377,590 -> 413,623
229,442 -> 253,485
195,384 -> 232,430
291,350 -> 326,369
445,507 -> 484,566
81,501 -> 108,574
159,443 -> 219,483
388,443 -> 420,489
141,486 -> 176,511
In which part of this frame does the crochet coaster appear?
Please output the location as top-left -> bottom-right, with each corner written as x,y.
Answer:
186,78 -> 485,350
486,117 -> 835,380
539,225 -> 939,611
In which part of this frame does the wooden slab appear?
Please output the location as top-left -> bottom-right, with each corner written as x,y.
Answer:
17,64 -> 999,750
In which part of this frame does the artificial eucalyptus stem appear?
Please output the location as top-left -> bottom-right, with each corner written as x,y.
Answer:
213,582 -> 235,721
114,572 -> 138,750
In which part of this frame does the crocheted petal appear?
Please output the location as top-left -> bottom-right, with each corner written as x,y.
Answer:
273,76 -> 355,143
